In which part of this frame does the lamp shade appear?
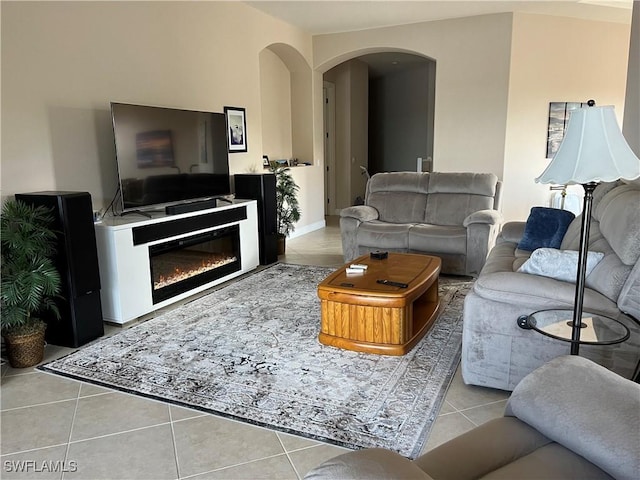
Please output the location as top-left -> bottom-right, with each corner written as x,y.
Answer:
536,105 -> 640,185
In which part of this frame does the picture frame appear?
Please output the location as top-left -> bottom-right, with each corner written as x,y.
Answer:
546,102 -> 587,158
262,155 -> 270,168
224,106 -> 247,153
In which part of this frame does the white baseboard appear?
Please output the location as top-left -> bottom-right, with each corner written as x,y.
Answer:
288,220 -> 326,239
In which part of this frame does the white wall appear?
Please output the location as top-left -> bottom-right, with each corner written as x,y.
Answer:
624,2 -> 639,156
315,13 -> 514,180
2,3 -> 633,232
1,1 -> 324,234
503,13 -> 631,220
259,49 -> 293,161
314,13 -> 630,221
349,59 -> 369,205
323,59 -> 369,209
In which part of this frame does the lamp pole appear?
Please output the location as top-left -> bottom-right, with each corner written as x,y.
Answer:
570,181 -> 597,354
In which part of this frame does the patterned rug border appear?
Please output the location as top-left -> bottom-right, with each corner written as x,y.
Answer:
38,263 -> 472,458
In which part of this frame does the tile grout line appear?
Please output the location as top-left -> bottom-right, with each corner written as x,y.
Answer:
275,433 -> 303,480
177,452 -> 292,480
168,405 -> 183,480
60,385 -> 82,480
0,443 -> 70,458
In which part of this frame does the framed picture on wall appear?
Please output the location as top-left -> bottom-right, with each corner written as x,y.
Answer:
546,102 -> 587,158
224,106 -> 247,153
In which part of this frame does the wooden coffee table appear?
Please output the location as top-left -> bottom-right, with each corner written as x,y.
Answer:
317,253 -> 441,355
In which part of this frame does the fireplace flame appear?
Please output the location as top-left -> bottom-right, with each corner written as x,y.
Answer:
154,255 -> 237,290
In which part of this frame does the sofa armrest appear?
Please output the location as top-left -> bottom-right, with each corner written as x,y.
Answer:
506,355 -> 640,480
340,205 -> 379,222
498,221 -> 526,244
304,448 -> 433,480
463,209 -> 502,227
463,210 -> 503,276
340,206 -> 379,262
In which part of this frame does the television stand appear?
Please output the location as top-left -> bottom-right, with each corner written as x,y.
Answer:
94,200 -> 259,324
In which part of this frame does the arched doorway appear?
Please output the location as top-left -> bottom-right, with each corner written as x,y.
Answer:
322,50 -> 436,213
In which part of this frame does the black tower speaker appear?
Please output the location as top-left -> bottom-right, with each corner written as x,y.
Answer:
234,173 -> 278,265
15,191 -> 104,348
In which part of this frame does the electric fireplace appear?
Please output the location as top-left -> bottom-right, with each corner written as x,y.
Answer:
149,225 -> 240,304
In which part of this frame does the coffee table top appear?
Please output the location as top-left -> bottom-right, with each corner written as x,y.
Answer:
318,253 -> 441,298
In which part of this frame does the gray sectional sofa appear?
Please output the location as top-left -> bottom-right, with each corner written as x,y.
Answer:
463,181 -> 640,391
305,355 -> 640,480
340,172 -> 502,276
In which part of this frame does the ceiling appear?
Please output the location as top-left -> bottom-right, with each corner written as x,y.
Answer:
245,1 -> 633,35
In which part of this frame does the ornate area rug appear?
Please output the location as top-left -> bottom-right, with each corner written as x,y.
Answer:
39,264 -> 472,458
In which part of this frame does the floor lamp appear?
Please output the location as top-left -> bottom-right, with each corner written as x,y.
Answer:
536,101 -> 640,355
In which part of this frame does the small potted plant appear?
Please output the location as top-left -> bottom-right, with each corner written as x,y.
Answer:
269,165 -> 301,254
1,199 -> 62,368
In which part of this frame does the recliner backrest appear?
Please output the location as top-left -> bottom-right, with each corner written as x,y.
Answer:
366,172 -> 430,223
424,172 -> 499,226
560,182 -> 640,305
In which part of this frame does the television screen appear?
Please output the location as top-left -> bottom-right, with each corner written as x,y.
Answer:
111,102 -> 230,212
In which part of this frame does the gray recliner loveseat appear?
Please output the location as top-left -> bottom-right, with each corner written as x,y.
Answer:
305,355 -> 640,480
340,172 -> 503,276
463,181 -> 640,391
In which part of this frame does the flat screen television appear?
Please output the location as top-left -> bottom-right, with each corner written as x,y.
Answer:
111,102 -> 230,213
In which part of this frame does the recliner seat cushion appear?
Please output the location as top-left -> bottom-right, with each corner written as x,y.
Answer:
408,224 -> 467,255
356,221 -> 412,249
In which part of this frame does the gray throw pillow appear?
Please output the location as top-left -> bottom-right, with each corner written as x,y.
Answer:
517,248 -> 604,283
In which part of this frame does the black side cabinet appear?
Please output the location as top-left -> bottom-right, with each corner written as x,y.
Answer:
234,174 -> 278,265
15,191 -> 104,347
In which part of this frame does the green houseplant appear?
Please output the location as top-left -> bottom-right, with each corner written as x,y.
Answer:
1,199 -> 62,367
269,165 -> 301,254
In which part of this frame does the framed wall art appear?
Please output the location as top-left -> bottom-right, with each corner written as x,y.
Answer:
224,106 -> 247,153
546,102 -> 587,158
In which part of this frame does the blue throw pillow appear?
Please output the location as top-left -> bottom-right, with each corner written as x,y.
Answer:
517,207 -> 576,251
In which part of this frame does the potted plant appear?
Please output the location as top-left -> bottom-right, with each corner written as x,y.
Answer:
1,199 -> 62,368
269,165 -> 301,254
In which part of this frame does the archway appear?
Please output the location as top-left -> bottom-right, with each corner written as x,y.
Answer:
259,43 -> 313,165
320,49 -> 436,212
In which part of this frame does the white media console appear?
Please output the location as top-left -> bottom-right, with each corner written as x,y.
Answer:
94,200 -> 259,324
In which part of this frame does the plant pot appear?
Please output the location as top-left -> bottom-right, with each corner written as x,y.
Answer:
277,235 -> 286,255
3,324 -> 46,368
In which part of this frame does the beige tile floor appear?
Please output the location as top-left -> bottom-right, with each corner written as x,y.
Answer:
1,216 -> 509,479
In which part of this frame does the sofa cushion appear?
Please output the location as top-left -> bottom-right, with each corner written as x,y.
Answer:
517,207 -> 575,252
594,184 -> 640,265
366,172 -> 429,223
560,184 -> 640,303
424,172 -> 498,226
517,248 -> 604,283
506,355 -> 640,480
356,221 -> 411,249
472,272 -> 620,315
561,218 -> 632,302
408,224 -> 467,255
480,242 -> 526,275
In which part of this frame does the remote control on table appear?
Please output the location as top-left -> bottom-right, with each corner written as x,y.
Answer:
349,264 -> 368,270
376,279 -> 408,288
